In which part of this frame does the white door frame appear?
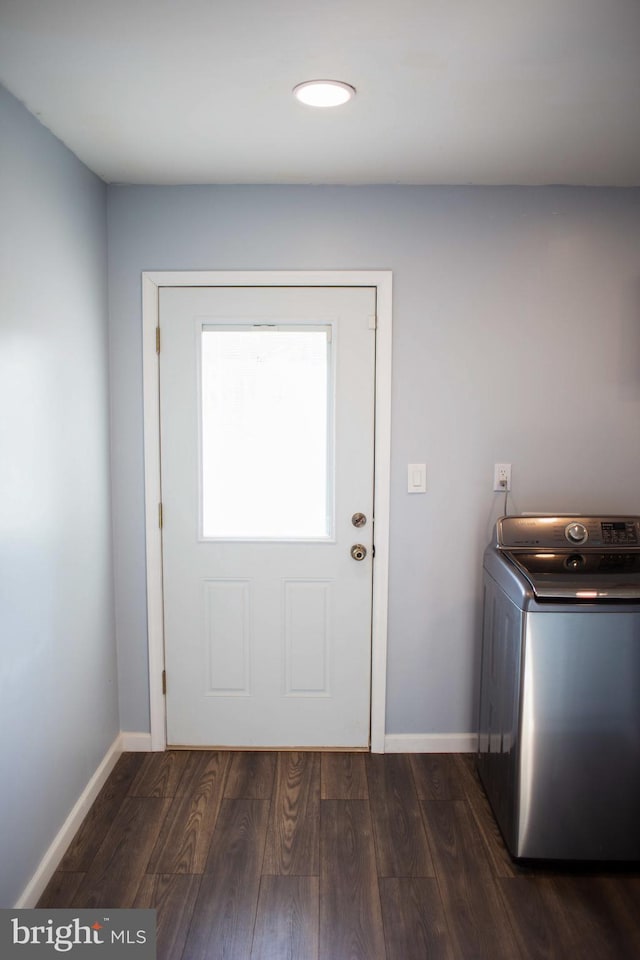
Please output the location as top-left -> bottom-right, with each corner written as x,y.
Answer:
142,270 -> 392,752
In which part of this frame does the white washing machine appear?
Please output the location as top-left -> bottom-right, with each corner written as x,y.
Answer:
478,515 -> 640,860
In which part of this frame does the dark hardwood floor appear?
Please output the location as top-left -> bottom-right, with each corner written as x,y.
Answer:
38,751 -> 640,959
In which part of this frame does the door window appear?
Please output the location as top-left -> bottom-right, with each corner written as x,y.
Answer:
200,325 -> 333,539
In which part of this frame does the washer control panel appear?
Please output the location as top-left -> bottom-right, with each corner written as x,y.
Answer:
498,516 -> 640,550
600,521 -> 639,545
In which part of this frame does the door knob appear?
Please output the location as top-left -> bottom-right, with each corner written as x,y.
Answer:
350,544 -> 367,561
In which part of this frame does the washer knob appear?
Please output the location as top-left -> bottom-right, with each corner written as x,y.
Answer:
565,522 -> 588,545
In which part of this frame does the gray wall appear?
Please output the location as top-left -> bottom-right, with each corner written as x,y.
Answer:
0,86 -> 118,907
108,184 -> 640,738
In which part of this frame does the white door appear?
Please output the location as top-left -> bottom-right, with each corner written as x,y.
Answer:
159,286 -> 376,747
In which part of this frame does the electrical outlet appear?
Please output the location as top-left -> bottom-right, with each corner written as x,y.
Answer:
493,463 -> 512,492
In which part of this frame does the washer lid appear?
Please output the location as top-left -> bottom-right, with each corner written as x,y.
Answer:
505,551 -> 640,599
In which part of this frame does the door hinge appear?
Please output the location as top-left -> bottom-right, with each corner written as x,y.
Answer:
368,314 -> 377,330
158,502 -> 163,528
162,670 -> 167,695
156,326 -> 161,353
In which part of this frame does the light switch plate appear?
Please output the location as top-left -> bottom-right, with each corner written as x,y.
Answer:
408,463 -> 427,493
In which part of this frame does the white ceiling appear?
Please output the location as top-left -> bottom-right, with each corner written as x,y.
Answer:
1,0 -> 639,186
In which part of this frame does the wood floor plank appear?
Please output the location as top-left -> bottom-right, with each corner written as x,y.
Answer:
319,800 -> 386,960
500,874 -> 640,960
59,752 -> 146,871
321,752 -> 368,799
37,871 -> 86,908
147,751 -> 229,874
542,876 -> 640,960
263,752 -> 320,876
498,877 -> 572,960
183,798 -> 270,960
422,800 -> 522,960
410,753 -> 467,801
367,753 -> 434,877
224,751 -> 276,799
134,874 -> 201,960
496,875 -> 640,960
71,797 -> 172,908
379,878 -> 455,960
250,876 -> 319,960
128,750 -> 191,798
597,877 -> 640,956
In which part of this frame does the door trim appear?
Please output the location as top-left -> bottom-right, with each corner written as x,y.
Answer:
142,270 -> 392,752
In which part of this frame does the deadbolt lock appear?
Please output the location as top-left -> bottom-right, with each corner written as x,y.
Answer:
351,512 -> 367,528
350,544 -> 367,561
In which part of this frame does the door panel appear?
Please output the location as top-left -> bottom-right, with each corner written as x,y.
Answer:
159,286 -> 376,747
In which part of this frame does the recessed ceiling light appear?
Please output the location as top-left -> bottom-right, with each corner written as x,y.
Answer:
293,80 -> 356,108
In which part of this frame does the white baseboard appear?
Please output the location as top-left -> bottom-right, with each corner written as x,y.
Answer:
15,730 -> 154,908
384,733 -> 477,753
120,731 -> 154,752
15,734 -> 124,908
